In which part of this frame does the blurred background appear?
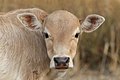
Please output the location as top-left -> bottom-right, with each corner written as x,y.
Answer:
0,0 -> 120,80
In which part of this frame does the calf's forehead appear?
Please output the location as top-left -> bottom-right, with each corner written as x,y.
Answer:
44,10 -> 80,36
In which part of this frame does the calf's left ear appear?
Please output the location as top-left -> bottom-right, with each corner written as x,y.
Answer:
17,13 -> 42,31
81,14 -> 105,33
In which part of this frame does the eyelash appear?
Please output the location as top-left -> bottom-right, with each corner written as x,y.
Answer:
75,33 -> 80,38
43,32 -> 49,38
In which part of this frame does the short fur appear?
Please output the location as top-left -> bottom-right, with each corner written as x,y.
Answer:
0,8 -> 105,80
0,8 -> 50,80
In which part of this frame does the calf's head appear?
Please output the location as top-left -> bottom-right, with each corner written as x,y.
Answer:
17,10 -> 105,71
43,10 -> 105,70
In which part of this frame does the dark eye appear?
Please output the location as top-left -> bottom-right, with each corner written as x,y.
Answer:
75,33 -> 80,38
43,32 -> 49,38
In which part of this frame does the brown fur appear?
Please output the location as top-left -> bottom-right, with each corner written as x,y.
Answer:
44,10 -> 80,59
43,10 -> 105,80
0,8 -> 105,80
0,8 -> 50,80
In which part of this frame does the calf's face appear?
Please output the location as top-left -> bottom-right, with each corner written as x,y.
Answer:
17,10 -> 105,70
43,11 -> 80,69
43,10 -> 105,70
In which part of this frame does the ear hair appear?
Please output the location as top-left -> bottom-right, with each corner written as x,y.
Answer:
17,13 -> 37,25
17,13 -> 42,31
81,14 -> 105,33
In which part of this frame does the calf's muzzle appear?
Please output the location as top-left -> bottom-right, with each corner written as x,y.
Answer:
54,57 -> 70,69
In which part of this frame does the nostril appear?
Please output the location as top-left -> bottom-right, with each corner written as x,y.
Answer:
65,57 -> 70,63
54,57 -> 59,63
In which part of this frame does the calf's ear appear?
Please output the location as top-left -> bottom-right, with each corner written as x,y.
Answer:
81,14 -> 105,33
17,13 -> 42,31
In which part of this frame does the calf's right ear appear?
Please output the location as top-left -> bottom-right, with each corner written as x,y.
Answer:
81,14 -> 105,33
17,13 -> 42,31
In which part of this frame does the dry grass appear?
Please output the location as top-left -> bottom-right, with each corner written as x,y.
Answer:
0,0 -> 120,80
70,67 -> 120,80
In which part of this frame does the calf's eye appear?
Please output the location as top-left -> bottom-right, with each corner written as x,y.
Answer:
43,32 -> 49,38
75,33 -> 80,38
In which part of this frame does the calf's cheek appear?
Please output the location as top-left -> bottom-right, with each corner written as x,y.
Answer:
69,40 -> 78,58
45,40 -> 54,59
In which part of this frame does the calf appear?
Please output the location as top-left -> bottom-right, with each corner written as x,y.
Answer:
0,8 -> 50,80
18,10 -> 105,80
0,8 -> 105,80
